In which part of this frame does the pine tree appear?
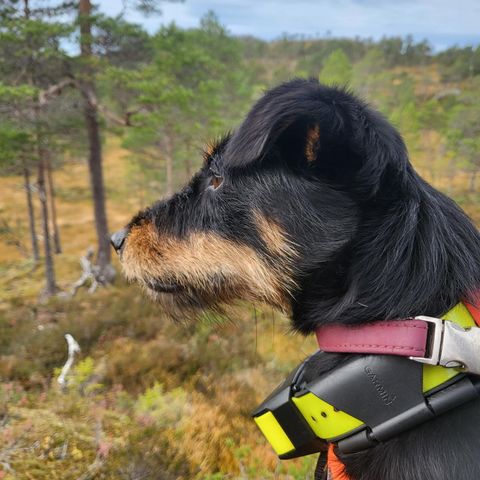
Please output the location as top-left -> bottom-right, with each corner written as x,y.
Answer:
320,49 -> 353,86
0,0 -> 72,295
120,14 -> 254,201
0,123 -> 39,262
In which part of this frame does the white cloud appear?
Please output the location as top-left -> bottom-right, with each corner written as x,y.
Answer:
98,0 -> 480,51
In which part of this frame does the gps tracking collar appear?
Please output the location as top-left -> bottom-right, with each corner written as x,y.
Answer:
252,299 -> 480,460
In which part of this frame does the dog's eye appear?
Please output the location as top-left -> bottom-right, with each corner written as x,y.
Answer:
209,174 -> 223,190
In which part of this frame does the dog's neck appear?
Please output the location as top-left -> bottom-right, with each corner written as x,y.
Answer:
292,175 -> 480,334
295,176 -> 480,479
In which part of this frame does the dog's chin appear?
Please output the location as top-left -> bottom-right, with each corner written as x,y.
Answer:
128,272 -> 291,318
140,280 -> 223,320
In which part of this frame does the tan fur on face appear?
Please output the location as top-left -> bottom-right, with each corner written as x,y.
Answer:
203,142 -> 216,162
305,124 -> 320,163
121,222 -> 297,311
253,211 -> 298,259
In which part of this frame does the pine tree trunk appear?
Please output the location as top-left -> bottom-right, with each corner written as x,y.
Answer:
79,0 -> 113,280
45,156 -> 62,254
23,164 -> 39,262
84,101 -> 111,270
36,128 -> 57,296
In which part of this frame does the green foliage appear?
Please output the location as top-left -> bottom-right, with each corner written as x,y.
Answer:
0,124 -> 33,173
134,382 -> 187,426
353,47 -> 386,87
0,3 -> 72,87
77,357 -> 101,391
418,98 -> 448,131
320,48 -> 353,86
438,46 -> 480,81
446,89 -> 480,189
0,83 -> 37,101
92,14 -> 154,67
117,13 -> 254,198
0,1 -> 82,182
376,35 -> 431,67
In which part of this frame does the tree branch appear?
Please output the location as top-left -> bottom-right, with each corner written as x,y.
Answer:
96,98 -> 147,127
37,78 -> 144,126
97,103 -> 138,126
38,78 -> 76,106
57,333 -> 81,389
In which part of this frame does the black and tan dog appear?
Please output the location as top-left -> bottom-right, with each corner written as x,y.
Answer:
111,79 -> 480,480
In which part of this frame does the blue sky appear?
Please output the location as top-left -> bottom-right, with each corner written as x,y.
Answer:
99,0 -> 480,52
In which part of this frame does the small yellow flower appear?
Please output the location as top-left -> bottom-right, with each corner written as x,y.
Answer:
71,445 -> 83,460
41,436 -> 52,449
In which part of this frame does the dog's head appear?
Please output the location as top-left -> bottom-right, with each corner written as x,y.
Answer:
112,79 -> 480,332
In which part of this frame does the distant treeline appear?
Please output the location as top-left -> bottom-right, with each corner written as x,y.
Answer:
241,34 -> 480,81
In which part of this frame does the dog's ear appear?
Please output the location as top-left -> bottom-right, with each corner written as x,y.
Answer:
224,80 -> 331,167
224,79 -> 411,198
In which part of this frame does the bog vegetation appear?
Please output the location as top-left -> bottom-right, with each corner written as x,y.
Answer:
0,1 -> 479,479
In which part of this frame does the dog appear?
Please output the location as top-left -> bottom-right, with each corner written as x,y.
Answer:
111,79 -> 480,480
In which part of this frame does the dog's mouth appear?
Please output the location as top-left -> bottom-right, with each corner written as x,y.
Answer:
140,276 -> 225,320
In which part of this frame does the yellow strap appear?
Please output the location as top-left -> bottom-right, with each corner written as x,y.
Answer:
253,411 -> 295,456
291,393 -> 363,440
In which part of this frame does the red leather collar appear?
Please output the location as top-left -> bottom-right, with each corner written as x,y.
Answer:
316,319 -> 429,357
316,297 -> 480,357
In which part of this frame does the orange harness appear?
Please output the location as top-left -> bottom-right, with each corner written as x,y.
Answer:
326,444 -> 351,480
327,295 -> 480,480
466,298 -> 480,326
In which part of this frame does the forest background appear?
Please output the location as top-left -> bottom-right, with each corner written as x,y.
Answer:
0,1 -> 479,478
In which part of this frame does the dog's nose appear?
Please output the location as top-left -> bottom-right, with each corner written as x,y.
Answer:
110,228 -> 128,253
